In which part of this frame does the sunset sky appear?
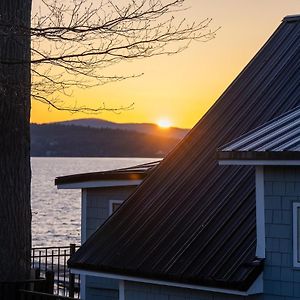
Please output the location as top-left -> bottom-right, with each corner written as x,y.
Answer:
31,1 -> 300,129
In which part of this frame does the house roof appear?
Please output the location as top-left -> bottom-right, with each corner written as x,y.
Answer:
68,16 -> 300,292
218,106 -> 300,161
55,160 -> 160,185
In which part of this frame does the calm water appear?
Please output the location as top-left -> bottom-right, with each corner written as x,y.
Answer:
31,157 -> 156,247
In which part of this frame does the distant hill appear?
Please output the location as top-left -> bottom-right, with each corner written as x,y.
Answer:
31,123 -> 183,157
54,118 -> 189,140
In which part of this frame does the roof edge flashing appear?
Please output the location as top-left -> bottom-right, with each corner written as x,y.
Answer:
70,268 -> 263,296
57,179 -> 143,189
283,14 -> 300,22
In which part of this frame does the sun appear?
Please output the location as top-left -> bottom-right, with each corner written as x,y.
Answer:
157,118 -> 172,129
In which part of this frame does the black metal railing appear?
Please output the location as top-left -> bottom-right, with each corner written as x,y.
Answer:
31,244 -> 80,298
19,289 -> 79,300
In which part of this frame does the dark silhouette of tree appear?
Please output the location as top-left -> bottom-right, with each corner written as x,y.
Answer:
0,0 -> 216,284
0,0 -> 32,283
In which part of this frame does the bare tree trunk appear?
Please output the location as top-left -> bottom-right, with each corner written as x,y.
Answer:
0,0 -> 32,281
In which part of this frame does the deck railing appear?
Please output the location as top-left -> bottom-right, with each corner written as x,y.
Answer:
31,244 -> 80,298
19,289 -> 79,300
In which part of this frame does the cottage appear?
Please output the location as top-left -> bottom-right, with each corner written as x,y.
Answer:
55,161 -> 159,299
218,106 -> 300,299
68,15 -> 300,300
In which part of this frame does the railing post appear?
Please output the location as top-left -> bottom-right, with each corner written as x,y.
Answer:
31,244 -> 80,298
45,270 -> 54,294
69,244 -> 76,298
30,268 -> 40,292
32,268 -> 40,279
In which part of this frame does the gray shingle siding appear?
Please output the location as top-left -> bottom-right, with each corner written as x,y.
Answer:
86,186 -> 136,239
264,166 -> 300,299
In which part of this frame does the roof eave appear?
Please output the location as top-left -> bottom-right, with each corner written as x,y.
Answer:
68,259 -> 264,293
55,160 -> 160,186
218,151 -> 300,166
69,266 -> 263,295
218,150 -> 300,161
55,172 -> 147,186
56,179 -> 143,189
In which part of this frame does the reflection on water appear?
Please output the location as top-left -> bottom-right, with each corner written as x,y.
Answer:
31,157 -> 156,247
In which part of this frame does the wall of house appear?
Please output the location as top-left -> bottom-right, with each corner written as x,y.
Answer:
85,186 -> 136,239
124,281 -> 261,300
83,186 -> 137,300
263,166 -> 300,300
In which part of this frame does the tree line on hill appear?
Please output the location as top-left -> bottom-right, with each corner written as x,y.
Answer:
31,123 -> 183,157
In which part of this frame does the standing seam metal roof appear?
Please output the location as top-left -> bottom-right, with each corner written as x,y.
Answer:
69,16 -> 300,291
220,106 -> 300,151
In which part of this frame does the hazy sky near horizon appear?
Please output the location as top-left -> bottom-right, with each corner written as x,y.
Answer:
31,0 -> 300,128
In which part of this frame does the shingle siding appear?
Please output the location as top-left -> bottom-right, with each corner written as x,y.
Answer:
85,186 -> 136,239
264,166 -> 300,299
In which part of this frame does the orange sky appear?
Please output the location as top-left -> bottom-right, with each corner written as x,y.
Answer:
31,0 -> 300,129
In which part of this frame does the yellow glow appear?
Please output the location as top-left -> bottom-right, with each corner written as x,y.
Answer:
157,118 -> 172,128
30,1 -> 300,129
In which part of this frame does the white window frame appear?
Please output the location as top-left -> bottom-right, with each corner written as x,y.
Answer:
119,280 -> 125,300
109,200 -> 123,216
255,166 -> 265,258
293,202 -> 300,267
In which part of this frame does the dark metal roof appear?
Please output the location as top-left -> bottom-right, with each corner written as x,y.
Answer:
218,106 -> 300,161
69,16 -> 300,291
55,161 -> 160,185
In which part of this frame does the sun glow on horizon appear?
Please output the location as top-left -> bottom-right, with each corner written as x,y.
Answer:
30,1 -> 300,129
157,118 -> 172,129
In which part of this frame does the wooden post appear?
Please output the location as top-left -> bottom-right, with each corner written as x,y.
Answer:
69,244 -> 76,298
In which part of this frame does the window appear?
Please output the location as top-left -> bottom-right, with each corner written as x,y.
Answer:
109,200 -> 123,216
293,203 -> 300,267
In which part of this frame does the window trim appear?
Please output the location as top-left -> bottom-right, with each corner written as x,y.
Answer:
293,202 -> 300,267
109,200 -> 123,216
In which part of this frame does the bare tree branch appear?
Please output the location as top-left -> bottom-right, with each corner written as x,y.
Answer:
32,93 -> 135,113
1,0 -> 218,113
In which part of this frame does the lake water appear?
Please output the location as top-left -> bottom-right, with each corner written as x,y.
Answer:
31,157 -> 156,247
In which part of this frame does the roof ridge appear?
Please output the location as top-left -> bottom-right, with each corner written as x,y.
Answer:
283,15 -> 300,22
